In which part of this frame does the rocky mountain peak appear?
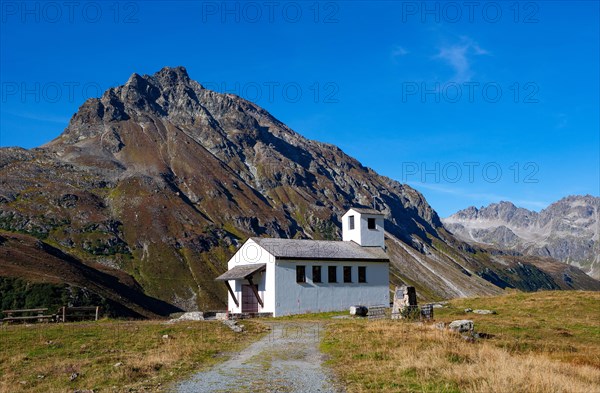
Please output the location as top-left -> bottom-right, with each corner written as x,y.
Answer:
51,66 -> 213,145
448,200 -> 531,223
154,66 -> 193,85
443,195 -> 600,279
124,66 -> 193,91
45,66 -> 445,242
119,66 -> 206,116
452,205 -> 479,220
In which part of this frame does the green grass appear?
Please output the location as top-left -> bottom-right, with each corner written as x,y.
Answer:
321,291 -> 600,393
435,290 -> 600,366
0,319 -> 267,392
270,310 -> 348,321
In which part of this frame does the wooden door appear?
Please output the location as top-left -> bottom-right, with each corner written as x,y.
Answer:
242,284 -> 259,313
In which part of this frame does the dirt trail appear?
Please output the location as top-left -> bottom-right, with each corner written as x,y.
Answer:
172,321 -> 344,393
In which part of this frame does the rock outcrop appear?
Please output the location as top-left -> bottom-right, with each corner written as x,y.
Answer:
443,196 -> 600,279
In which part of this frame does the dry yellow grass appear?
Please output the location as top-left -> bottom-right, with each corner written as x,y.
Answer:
0,319 -> 267,392
438,290 -> 600,367
322,291 -> 600,393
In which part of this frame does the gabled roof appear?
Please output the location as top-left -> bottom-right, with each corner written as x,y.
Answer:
250,238 -> 389,262
215,263 -> 266,280
346,207 -> 384,215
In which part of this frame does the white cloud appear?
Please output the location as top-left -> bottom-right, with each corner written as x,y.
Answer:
391,46 -> 409,58
435,37 -> 489,83
555,113 -> 568,129
4,110 -> 70,124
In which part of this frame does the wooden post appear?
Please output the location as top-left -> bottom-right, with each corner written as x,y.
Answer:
95,306 -> 99,321
62,306 -> 66,323
224,281 -> 239,307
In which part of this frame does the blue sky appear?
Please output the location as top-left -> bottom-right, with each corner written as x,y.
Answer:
1,1 -> 598,217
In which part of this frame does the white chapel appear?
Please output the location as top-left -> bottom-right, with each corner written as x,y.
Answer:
216,208 -> 390,316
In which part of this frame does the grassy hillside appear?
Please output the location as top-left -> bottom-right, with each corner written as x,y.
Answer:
0,231 -> 180,318
437,291 -> 600,367
0,277 -> 111,317
0,320 -> 267,392
321,291 -> 600,393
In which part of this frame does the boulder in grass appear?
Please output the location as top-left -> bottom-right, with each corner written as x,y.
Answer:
448,320 -> 474,333
433,322 -> 446,330
168,311 -> 204,323
222,319 -> 244,333
215,312 -> 228,321
349,305 -> 368,317
473,309 -> 496,315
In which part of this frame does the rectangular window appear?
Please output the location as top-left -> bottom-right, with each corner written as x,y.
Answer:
328,266 -> 337,283
349,215 -> 355,230
296,265 -> 306,283
343,266 -> 352,283
358,266 -> 367,283
368,217 -> 376,230
312,265 -> 322,283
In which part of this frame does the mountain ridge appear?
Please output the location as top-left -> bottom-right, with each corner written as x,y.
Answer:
1,66 -> 598,312
443,195 -> 600,279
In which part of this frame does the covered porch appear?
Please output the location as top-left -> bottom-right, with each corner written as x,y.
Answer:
215,263 -> 267,315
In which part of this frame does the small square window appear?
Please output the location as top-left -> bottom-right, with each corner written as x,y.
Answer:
368,218 -> 376,230
343,266 -> 352,283
312,265 -> 322,283
296,265 -> 306,283
358,266 -> 366,283
328,266 -> 337,283
349,215 -> 355,230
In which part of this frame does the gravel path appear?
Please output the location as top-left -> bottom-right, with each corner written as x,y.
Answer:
172,322 -> 344,393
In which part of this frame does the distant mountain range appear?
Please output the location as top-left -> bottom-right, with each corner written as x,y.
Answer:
1,67 -> 597,314
443,196 -> 600,279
